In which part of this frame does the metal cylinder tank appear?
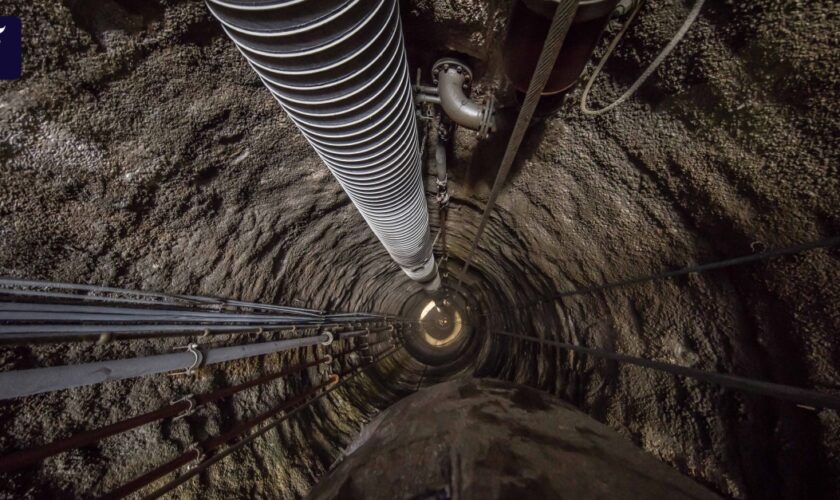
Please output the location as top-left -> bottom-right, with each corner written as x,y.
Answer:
504,0 -> 621,95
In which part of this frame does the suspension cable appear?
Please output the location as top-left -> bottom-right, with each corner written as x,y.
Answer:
457,0 -> 578,287
493,330 -> 840,410
580,0 -> 706,115
482,236 -> 840,317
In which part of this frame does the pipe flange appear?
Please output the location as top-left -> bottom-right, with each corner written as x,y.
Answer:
478,95 -> 496,138
432,58 -> 473,87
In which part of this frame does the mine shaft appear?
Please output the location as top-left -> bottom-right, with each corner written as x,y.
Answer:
0,0 -> 838,498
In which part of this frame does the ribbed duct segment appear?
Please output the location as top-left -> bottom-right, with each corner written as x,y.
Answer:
206,0 -> 439,289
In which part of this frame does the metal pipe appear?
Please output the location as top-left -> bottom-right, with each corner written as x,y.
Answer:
0,278 -> 325,315
434,133 -> 447,185
0,334 -> 332,400
0,310 -> 320,324
140,347 -> 402,500
103,375 -> 338,500
0,323 -> 365,343
205,0 -> 440,290
414,84 -> 438,95
0,357 -> 328,472
432,58 -> 495,137
0,296 -> 400,343
415,93 -> 441,105
0,280 -> 396,321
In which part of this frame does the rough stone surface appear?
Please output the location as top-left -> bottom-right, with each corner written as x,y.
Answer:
0,0 -> 838,498
310,377 -> 720,499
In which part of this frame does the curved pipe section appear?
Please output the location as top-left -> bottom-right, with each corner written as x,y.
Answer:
206,0 -> 440,289
432,58 -> 495,136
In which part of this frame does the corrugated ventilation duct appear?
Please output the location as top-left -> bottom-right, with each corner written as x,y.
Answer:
206,0 -> 440,290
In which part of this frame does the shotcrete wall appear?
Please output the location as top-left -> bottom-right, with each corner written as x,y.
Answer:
0,0 -> 837,498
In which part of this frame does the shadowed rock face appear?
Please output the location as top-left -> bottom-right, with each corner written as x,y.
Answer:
0,0 -> 838,498
309,378 -> 720,500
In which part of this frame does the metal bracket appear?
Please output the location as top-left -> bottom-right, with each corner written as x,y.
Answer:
170,394 -> 199,420
477,95 -> 496,139
170,343 -> 204,377
321,330 -> 334,346
436,190 -> 451,208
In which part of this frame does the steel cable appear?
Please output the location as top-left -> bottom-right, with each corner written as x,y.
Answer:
481,236 -> 840,318
494,330 -> 840,410
457,0 -> 577,286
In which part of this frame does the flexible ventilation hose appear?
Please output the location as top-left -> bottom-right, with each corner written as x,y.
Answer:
580,0 -> 706,116
205,0 -> 439,289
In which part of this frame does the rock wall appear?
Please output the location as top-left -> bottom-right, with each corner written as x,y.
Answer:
0,0 -> 837,498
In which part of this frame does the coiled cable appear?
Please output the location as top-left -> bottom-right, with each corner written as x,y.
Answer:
580,0 -> 706,115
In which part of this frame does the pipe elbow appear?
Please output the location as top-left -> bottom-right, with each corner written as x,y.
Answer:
438,70 -> 484,129
433,59 -> 495,137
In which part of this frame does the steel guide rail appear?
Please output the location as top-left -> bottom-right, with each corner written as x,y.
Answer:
0,280 -> 411,497
102,375 -> 341,500
0,278 -> 398,321
0,357 -> 331,472
0,278 -> 324,315
0,281 -> 410,343
0,322 -> 376,343
135,346 -> 401,500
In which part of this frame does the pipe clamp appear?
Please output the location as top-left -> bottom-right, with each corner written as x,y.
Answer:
321,331 -> 334,346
